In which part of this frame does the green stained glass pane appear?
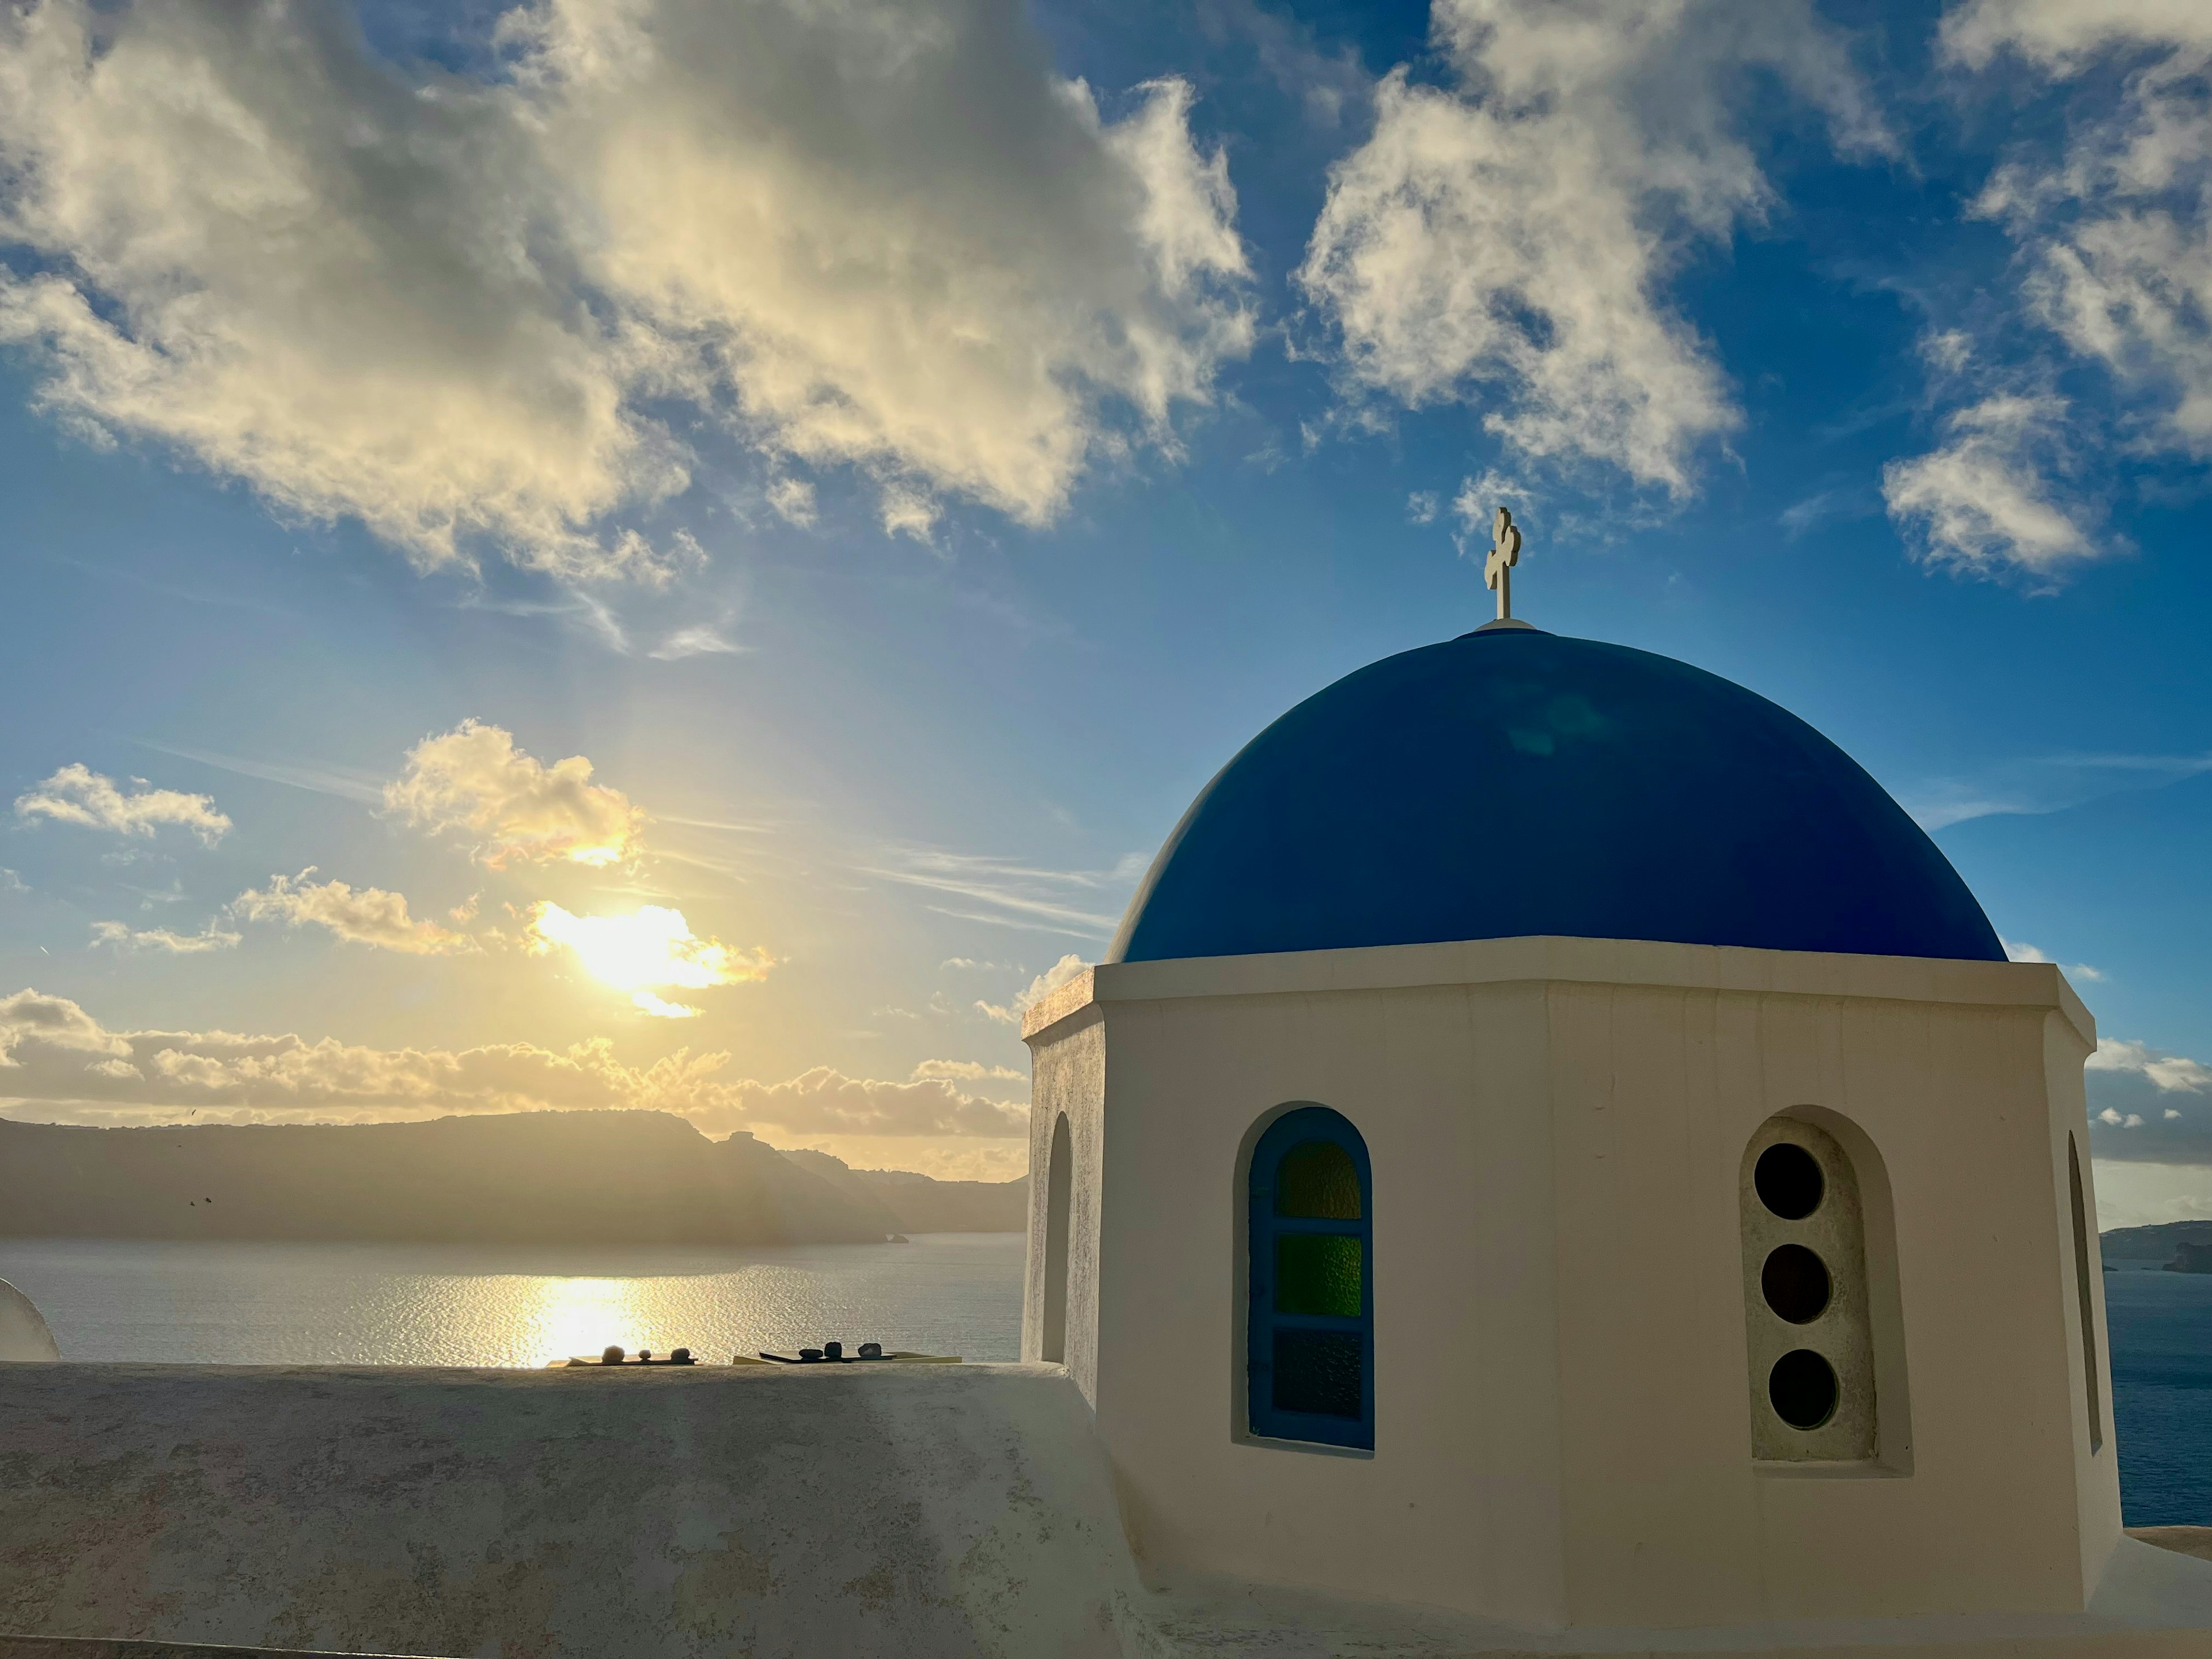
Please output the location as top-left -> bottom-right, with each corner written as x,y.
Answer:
1275,1234 -> 1363,1317
1274,1140 -> 1361,1219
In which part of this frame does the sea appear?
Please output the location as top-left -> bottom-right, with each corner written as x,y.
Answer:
1,1237 -> 2204,1525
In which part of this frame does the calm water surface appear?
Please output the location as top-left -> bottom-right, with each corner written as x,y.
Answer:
3,1238 -> 2205,1522
0,1234 -> 1024,1367
2107,1267 -> 2212,1526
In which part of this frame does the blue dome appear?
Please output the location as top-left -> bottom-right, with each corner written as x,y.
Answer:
1108,628 -> 2003,965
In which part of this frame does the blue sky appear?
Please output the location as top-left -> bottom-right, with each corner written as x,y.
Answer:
1,0 -> 2208,1220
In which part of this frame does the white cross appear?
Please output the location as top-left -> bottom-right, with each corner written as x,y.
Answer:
1485,507 -> 1522,623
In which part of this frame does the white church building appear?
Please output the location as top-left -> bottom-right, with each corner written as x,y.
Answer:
4,609 -> 2210,1659
1020,615 -> 2212,1650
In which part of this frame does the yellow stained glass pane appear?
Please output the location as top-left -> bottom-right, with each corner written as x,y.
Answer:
1275,1140 -> 1361,1219
1275,1234 -> 1362,1317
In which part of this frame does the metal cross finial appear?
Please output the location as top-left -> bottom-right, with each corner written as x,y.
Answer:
1484,507 -> 1522,623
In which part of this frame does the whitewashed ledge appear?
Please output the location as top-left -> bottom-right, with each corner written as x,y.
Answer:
0,1362 -> 1139,1659
2,1363 -> 2210,1659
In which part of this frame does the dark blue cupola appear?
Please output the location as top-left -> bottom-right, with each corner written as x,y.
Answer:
1107,628 -> 2003,966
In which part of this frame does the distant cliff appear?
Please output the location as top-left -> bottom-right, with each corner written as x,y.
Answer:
781,1149 -> 1029,1234
0,1112 -> 1023,1245
2101,1219 -> 2212,1274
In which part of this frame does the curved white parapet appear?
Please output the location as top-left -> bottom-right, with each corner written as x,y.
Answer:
0,1278 -> 59,1361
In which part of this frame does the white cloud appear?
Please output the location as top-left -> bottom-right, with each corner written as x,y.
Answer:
13,763 -> 230,845
1942,0 -> 2212,74
976,953 -> 1088,1025
0,3 -> 684,584
869,847 -> 1128,936
0,869 -> 24,894
1297,0 -> 1885,497
0,988 -> 1016,1142
0,988 -> 131,1059
647,624 -> 743,661
911,1059 -> 1028,1084
0,1 -> 1252,570
764,476 -> 817,528
233,870 -> 473,956
1923,4 -> 2212,559
878,486 -> 942,545
1999,937 -> 2104,979
385,720 -> 646,869
527,902 -> 771,1017
2085,1036 -> 2212,1166
1881,395 -> 2095,575
1406,490 -> 1440,525
90,919 -> 240,955
2087,1037 -> 2212,1094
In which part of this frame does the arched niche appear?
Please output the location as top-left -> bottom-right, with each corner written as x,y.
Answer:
1740,1109 -> 1911,1471
1042,1112 -> 1073,1365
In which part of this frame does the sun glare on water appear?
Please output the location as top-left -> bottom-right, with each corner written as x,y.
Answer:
528,903 -> 772,1017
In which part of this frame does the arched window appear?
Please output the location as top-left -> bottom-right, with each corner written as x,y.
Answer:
1248,1106 -> 1373,1450
2067,1134 -> 2103,1452
1042,1113 -> 1073,1365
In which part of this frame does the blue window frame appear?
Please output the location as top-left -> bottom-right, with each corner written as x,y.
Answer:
1247,1106 -> 1373,1450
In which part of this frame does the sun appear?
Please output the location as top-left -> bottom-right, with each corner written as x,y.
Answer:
528,903 -> 771,1017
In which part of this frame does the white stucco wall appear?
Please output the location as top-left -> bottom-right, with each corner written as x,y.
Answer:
1023,1007 -> 1105,1403
1022,935 -> 2118,1631
0,1363 -> 1139,1659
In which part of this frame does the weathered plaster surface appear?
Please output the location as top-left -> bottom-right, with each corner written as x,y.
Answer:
0,1363 -> 2209,1658
0,1363 -> 1135,1659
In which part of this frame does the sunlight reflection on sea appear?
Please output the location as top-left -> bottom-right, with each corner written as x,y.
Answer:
0,1234 -> 1023,1366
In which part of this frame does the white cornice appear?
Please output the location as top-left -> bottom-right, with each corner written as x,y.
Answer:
1022,934 -> 2095,1050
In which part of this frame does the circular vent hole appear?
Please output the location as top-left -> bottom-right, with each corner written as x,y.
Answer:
1762,1244 -> 1832,1324
1754,1142 -> 1824,1220
1769,1349 -> 1840,1430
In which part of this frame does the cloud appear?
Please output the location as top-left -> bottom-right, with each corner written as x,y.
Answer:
1942,0 -> 2211,76
13,763 -> 230,845
1881,393 -> 2099,575
0,869 -> 24,895
0,988 -> 1017,1140
765,476 -> 817,528
911,1059 -> 1028,1084
385,720 -> 646,869
647,624 -> 743,661
666,1066 -> 1025,1139
527,902 -> 771,1017
90,919 -> 241,955
976,953 -> 1088,1025
233,870 -> 473,956
0,1 -> 1250,573
0,988 -> 131,1059
2001,937 -> 2104,980
868,847 -> 1130,935
2084,1036 -> 2212,1165
1919,5 -> 2212,563
1297,0 -> 1885,497
2088,1037 -> 2212,1094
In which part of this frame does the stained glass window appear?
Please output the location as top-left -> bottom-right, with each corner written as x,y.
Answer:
1276,1141 -> 1362,1219
1248,1106 -> 1373,1450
